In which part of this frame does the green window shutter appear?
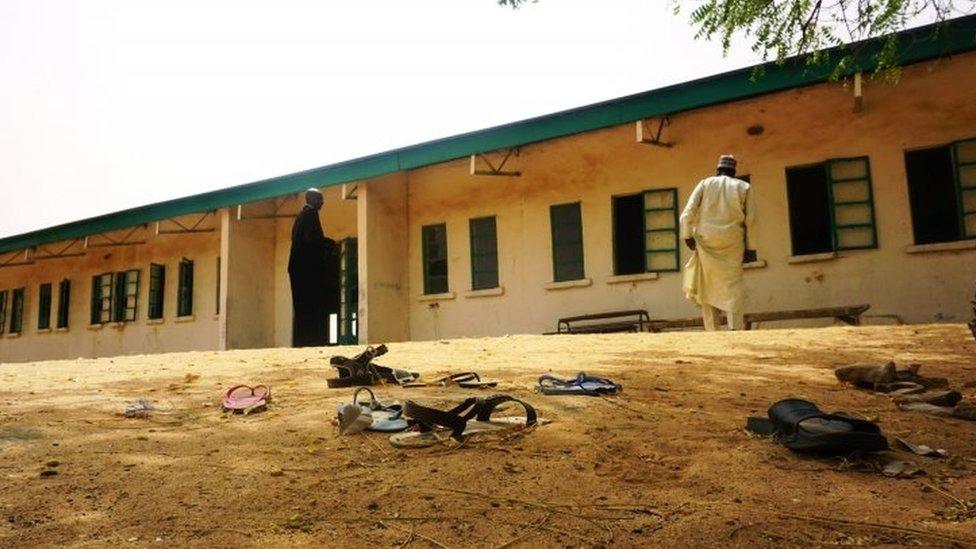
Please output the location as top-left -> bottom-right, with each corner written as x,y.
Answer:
952,138 -> 976,238
422,224 -> 448,295
178,259 -> 194,317
0,290 -> 7,333
550,203 -> 585,282
90,276 -> 101,325
469,216 -> 499,290
99,273 -> 114,323
643,188 -> 680,272
124,269 -> 140,321
9,288 -> 24,334
827,157 -> 878,250
148,264 -> 165,319
57,279 -> 71,329
339,238 -> 359,345
38,283 -> 52,330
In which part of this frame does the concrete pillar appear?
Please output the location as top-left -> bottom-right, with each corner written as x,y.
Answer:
357,173 -> 410,343
219,206 -> 277,350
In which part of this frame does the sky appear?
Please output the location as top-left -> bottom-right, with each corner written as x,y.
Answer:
0,0 -> 773,239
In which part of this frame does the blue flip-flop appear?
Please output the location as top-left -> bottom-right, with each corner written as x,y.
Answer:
537,372 -> 622,396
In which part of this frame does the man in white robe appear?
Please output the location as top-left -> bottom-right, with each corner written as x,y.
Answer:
679,155 -> 757,331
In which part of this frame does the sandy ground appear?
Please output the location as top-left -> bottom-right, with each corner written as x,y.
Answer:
1,324 -> 976,548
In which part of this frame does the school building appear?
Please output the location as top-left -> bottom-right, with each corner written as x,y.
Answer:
1,17 -> 975,363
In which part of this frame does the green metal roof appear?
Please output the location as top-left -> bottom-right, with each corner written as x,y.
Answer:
2,15 -> 975,254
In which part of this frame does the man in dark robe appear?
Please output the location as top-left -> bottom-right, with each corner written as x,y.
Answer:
288,188 -> 340,347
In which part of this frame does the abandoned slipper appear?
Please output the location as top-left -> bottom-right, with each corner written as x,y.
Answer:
327,345 -> 420,388
221,385 -> 271,414
834,362 -> 898,388
389,394 -> 538,448
537,372 -> 622,396
336,387 -> 409,434
897,400 -> 976,421
435,372 -> 499,389
745,398 -> 888,455
892,390 -> 962,408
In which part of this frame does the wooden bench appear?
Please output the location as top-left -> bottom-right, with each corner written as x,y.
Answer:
554,310 -> 651,334
647,304 -> 871,332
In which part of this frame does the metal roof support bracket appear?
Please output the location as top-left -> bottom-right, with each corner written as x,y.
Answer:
156,211 -> 217,234
637,117 -> 674,147
470,148 -> 521,176
236,196 -> 299,221
84,225 -> 148,249
31,239 -> 86,261
0,249 -> 33,268
341,183 -> 358,200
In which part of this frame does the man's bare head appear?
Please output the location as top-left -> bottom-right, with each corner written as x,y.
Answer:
305,188 -> 323,210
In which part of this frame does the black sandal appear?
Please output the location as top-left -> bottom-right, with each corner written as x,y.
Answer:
389,395 -> 537,448
327,345 -> 419,388
746,398 -> 888,455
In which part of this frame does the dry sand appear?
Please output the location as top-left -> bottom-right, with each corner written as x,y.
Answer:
1,324 -> 975,547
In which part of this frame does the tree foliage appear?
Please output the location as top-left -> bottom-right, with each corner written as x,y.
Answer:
498,0 -> 975,78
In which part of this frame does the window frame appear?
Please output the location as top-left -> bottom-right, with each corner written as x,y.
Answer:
177,258 -> 194,317
0,290 -> 6,333
951,138 -> 976,239
56,279 -> 71,329
38,283 -> 52,330
469,216 -> 499,290
421,223 -> 449,295
642,188 -> 681,273
785,156 -> 879,255
91,273 -> 114,325
549,202 -> 585,282
148,263 -> 165,320
9,287 -> 25,334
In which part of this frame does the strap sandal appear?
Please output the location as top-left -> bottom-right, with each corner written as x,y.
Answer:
746,398 -> 888,455
389,394 -> 538,448
435,372 -> 499,389
221,385 -> 271,414
537,372 -> 622,396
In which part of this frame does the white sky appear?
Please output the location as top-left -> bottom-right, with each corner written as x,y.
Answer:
0,0 -> 772,239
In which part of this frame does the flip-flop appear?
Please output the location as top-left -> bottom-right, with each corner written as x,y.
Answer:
221,385 -> 271,414
435,372 -> 499,389
746,398 -> 888,454
336,387 -> 409,434
389,394 -> 538,448
327,345 -> 420,388
537,372 -> 621,396
893,390 -> 962,407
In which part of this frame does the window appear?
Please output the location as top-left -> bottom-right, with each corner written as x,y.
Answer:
148,264 -> 165,319
38,283 -> 52,330
469,216 -> 499,290
550,202 -> 585,282
56,279 -> 70,329
613,188 -> 680,275
786,157 -> 878,256
91,273 -> 113,324
0,290 -> 6,333
9,288 -> 24,334
905,138 -> 976,244
178,258 -> 194,317
90,270 -> 138,324
422,224 -> 448,295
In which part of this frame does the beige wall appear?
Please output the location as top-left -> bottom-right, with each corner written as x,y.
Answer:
221,208 -> 276,350
0,225 -> 221,363
357,173 -> 410,343
271,186 -> 358,347
398,53 -> 976,340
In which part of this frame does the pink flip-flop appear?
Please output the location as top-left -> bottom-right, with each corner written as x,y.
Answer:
221,385 -> 271,413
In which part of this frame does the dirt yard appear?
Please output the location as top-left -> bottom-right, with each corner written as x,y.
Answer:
1,324 -> 975,547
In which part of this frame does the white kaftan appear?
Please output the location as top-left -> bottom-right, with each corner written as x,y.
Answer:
679,175 -> 755,313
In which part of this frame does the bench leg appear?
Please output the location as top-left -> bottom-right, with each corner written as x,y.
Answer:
837,315 -> 861,326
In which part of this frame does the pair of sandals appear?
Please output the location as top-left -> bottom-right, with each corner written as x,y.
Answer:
328,345 -> 420,388
537,372 -> 621,396
336,387 -> 408,435
390,394 -> 538,448
222,385 -> 271,414
746,398 -> 888,455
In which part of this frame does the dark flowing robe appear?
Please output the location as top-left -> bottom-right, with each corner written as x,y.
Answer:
288,205 -> 339,347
